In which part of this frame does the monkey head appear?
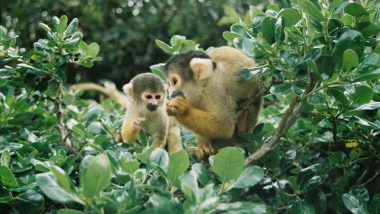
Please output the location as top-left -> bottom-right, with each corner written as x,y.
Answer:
123,73 -> 166,112
164,50 -> 216,99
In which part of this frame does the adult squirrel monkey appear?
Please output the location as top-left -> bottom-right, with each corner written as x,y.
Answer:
121,73 -> 182,155
165,46 -> 262,159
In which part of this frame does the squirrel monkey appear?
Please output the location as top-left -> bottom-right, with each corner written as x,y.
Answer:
165,46 -> 262,159
121,73 -> 182,155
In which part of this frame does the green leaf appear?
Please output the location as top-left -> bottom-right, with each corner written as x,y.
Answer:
307,93 -> 325,106
120,157 -> 139,175
350,85 -> 373,105
249,5 -> 265,19
344,3 -> 368,17
350,186 -> 369,204
223,31 -> 241,43
275,18 -> 284,43
52,16 -> 60,31
58,15 -> 68,34
343,49 -> 359,71
36,172 -> 82,204
232,165 -> 264,189
1,149 -> 10,167
210,147 -> 245,184
57,209 -> 84,214
261,17 -> 276,44
217,202 -> 266,214
278,8 -> 301,27
38,23 -> 52,32
167,150 -> 190,186
333,30 -> 365,63
305,189 -> 327,213
150,63 -> 166,80
352,69 -> 380,82
88,42 -> 100,57
239,67 -> 261,82
270,83 -> 292,96
354,101 -> 380,111
50,165 -> 76,194
369,193 -> 380,214
355,53 -> 379,74
149,148 -> 169,173
155,39 -> 173,54
327,87 -> 349,105
63,18 -> 78,38
81,153 -> 112,198
297,0 -> 324,21
342,193 -> 368,214
289,200 -> 316,214
0,166 -> 18,187
190,163 -> 212,186
316,55 -> 335,79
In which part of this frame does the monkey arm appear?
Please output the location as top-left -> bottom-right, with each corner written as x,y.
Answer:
121,118 -> 140,144
176,107 -> 234,139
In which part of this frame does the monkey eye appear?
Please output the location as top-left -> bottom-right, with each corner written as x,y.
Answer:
146,95 -> 153,99
155,95 -> 161,99
172,78 -> 177,85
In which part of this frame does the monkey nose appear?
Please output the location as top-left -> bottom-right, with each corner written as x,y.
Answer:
147,103 -> 158,111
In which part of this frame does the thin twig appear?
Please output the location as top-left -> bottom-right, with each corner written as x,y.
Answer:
55,86 -> 77,154
360,170 -> 380,186
245,73 -> 316,165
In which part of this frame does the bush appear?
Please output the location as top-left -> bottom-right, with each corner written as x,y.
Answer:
1,0 -> 380,213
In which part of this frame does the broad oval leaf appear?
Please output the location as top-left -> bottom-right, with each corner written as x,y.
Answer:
344,3 -> 368,17
50,165 -> 76,194
210,147 -> 245,184
167,150 -> 190,186
278,8 -> 301,27
261,17 -> 276,44
81,153 -> 112,198
63,18 -> 78,38
342,193 -> 368,214
149,148 -> 169,173
0,166 -> 18,187
343,49 -> 359,71
350,85 -> 374,105
297,0 -> 324,21
155,39 -> 173,54
36,172 -> 82,204
232,165 -> 264,189
289,200 -> 316,214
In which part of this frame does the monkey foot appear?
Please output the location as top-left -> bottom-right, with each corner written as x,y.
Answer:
187,144 -> 216,160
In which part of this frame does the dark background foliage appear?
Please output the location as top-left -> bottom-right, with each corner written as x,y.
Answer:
0,0 -> 260,86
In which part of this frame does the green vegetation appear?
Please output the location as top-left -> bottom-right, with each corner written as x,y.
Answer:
1,0 -> 380,213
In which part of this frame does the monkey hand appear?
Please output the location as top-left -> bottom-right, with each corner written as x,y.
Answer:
132,117 -> 145,129
166,96 -> 190,116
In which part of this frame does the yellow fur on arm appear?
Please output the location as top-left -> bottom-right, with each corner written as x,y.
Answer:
121,119 -> 140,143
167,126 -> 182,155
176,107 -> 234,139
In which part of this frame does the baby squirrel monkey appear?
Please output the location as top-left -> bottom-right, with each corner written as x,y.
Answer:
121,73 -> 182,155
165,46 -> 262,159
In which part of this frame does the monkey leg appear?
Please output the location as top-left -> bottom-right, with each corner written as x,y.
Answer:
192,135 -> 215,160
121,118 -> 142,144
166,126 -> 182,155
152,137 -> 166,148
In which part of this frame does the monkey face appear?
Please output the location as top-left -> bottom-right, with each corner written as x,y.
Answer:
141,91 -> 164,111
167,73 -> 184,98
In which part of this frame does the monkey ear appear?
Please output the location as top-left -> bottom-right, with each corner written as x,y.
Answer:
122,83 -> 135,102
190,58 -> 214,80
